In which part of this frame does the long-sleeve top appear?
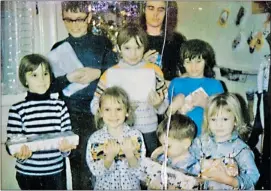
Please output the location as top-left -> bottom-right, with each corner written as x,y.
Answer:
168,77 -> 224,136
6,90 -> 72,176
189,131 -> 260,190
90,60 -> 168,133
156,152 -> 200,176
50,33 -> 118,113
147,32 -> 186,81
86,124 -> 146,190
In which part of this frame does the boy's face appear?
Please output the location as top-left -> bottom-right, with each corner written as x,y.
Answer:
159,134 -> 191,158
120,36 -> 145,66
63,9 -> 91,38
25,64 -> 50,94
184,55 -> 205,78
145,1 -> 166,29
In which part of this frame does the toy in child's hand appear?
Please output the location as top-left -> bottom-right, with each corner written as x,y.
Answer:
200,157 -> 238,179
140,157 -> 198,190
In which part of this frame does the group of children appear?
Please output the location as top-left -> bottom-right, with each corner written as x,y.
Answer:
6,22 -> 260,190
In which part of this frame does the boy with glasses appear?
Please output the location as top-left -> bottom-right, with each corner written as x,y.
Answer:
50,1 -> 117,190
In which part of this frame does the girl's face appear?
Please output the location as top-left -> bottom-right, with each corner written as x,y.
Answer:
100,97 -> 127,129
208,107 -> 235,142
120,36 -> 145,66
25,64 -> 50,94
158,133 -> 191,158
184,55 -> 205,78
145,1 -> 166,29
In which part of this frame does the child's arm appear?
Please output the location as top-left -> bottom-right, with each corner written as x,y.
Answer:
90,70 -> 108,115
104,140 -> 120,169
233,148 -> 260,189
66,67 -> 101,85
151,146 -> 164,160
59,102 -> 76,155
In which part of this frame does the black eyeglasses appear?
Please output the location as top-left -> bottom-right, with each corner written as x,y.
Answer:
63,15 -> 88,24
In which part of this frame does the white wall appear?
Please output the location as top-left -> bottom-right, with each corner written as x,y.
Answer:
177,2 -> 270,100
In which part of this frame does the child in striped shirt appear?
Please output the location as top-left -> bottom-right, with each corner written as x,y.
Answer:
5,54 -> 76,190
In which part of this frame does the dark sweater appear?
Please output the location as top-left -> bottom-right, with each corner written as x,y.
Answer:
147,32 -> 186,81
51,33 -> 118,113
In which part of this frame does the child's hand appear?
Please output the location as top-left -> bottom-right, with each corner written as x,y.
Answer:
148,90 -> 163,109
104,140 -> 120,160
167,94 -> 185,115
191,90 -> 208,108
67,67 -> 101,84
59,138 -> 77,152
148,176 -> 162,190
143,49 -> 159,63
13,145 -> 32,160
201,159 -> 238,187
120,138 -> 136,157
151,146 -> 164,160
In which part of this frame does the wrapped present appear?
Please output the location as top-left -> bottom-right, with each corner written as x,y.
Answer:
90,136 -> 143,162
140,157 -> 198,189
107,68 -> 156,102
179,87 -> 208,114
6,131 -> 79,155
200,157 -> 239,178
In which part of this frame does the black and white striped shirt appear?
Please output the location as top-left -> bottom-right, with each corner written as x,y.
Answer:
6,91 -> 72,176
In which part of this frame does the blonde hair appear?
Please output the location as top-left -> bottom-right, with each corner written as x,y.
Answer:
203,93 -> 250,141
95,86 -> 135,129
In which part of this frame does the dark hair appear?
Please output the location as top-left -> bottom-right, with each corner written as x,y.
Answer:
180,39 -> 216,78
19,54 -> 53,88
140,1 -> 178,41
157,114 -> 196,141
61,1 -> 92,14
95,86 -> 135,129
117,23 -> 148,51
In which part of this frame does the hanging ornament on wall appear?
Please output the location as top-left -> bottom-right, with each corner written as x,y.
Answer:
232,32 -> 242,50
249,32 -> 264,54
235,6 -> 245,26
218,9 -> 230,27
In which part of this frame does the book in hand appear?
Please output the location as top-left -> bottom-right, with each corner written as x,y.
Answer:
6,131 -> 79,155
140,157 -> 198,189
47,42 -> 88,96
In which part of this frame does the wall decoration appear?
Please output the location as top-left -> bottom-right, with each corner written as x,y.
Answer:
235,6 -> 245,26
249,31 -> 264,54
218,9 -> 230,27
232,32 -> 242,50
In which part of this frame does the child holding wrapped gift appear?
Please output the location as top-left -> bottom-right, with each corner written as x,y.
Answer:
86,86 -> 146,189
190,93 -> 260,190
90,23 -> 167,157
5,54 -> 76,190
147,114 -> 200,189
167,39 -> 224,137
